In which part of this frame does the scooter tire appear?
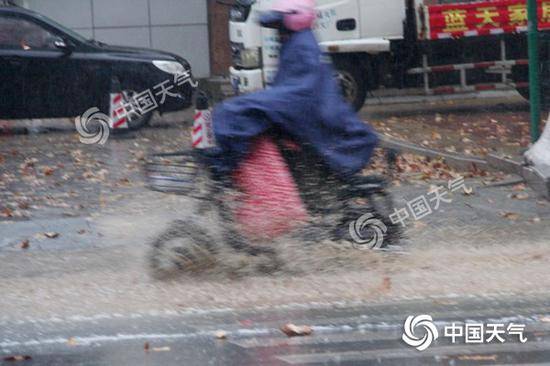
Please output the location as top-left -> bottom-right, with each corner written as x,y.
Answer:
148,220 -> 217,279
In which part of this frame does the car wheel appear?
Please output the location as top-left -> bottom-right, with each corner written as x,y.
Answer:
333,57 -> 368,112
114,90 -> 153,132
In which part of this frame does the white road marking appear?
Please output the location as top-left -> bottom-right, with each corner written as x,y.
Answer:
0,328 -> 273,348
2,291 -> 545,327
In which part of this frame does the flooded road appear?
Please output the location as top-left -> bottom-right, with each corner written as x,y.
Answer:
1,97 -> 550,364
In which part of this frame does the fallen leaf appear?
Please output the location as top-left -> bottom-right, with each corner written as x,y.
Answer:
117,178 -> 131,186
42,166 -> 55,176
3,355 -> 32,362
21,158 -> 37,168
152,347 -> 171,352
462,186 -> 475,196
281,324 -> 313,337
458,354 -> 497,361
20,240 -> 30,250
428,184 -> 439,192
414,221 -> 427,229
501,212 -> 520,221
432,299 -> 458,306
512,183 -> 526,191
239,319 -> 254,327
214,330 -> 228,340
67,337 -> 78,346
539,316 -> 550,322
1,208 -> 13,218
380,277 -> 392,292
44,232 -> 60,239
511,193 -> 529,200
431,131 -> 442,140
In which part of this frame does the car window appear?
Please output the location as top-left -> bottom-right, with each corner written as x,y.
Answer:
0,15 -> 58,50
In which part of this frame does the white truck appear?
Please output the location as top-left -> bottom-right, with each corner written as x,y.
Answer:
228,0 -> 550,110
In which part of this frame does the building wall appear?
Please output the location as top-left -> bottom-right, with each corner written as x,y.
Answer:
16,0 -> 211,78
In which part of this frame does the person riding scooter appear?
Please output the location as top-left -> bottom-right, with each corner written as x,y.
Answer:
208,0 -> 379,182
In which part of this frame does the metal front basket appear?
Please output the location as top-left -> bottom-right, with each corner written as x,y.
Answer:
145,150 -> 201,195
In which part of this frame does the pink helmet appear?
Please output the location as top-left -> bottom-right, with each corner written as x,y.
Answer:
270,0 -> 316,31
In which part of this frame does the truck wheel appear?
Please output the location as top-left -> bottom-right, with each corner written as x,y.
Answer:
333,58 -> 368,111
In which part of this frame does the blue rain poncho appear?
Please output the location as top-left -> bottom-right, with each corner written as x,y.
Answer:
212,29 -> 378,177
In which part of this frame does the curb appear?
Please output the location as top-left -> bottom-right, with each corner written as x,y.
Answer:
0,119 -> 74,136
522,165 -> 550,199
486,154 -> 524,176
379,135 -> 488,172
381,135 -> 550,198
488,153 -> 550,198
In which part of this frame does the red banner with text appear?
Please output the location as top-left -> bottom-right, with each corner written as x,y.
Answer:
424,0 -> 550,39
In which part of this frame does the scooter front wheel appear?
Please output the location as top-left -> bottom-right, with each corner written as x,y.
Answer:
148,220 -> 217,279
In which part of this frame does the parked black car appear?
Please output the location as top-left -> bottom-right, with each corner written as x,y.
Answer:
0,4 -> 195,130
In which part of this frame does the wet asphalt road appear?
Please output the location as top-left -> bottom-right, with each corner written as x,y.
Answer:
2,97 -> 550,365
2,296 -> 550,365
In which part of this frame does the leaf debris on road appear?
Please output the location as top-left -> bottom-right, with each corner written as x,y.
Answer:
20,240 -> 30,250
151,347 -> 171,352
500,212 -> 520,221
462,186 -> 475,196
2,355 -> 32,362
214,330 -> 228,340
457,354 -> 497,361
281,324 -> 313,337
510,192 -> 529,200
